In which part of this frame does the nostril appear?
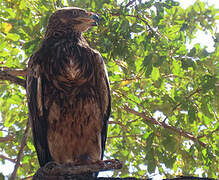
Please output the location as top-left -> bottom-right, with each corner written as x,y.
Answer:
88,12 -> 93,16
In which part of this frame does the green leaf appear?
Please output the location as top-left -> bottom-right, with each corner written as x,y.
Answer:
145,132 -> 154,151
19,0 -> 26,9
147,158 -> 156,173
188,105 -> 196,123
162,135 -> 178,153
131,23 -> 144,33
201,75 -> 216,93
6,33 -> 20,41
200,98 -> 213,118
151,67 -> 160,81
27,141 -> 35,151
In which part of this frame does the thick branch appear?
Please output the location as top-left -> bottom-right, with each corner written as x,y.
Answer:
113,90 -> 152,117
1,67 -> 27,76
0,69 -> 26,87
33,159 -> 123,180
122,106 -> 207,147
33,160 -> 214,180
10,119 -> 31,180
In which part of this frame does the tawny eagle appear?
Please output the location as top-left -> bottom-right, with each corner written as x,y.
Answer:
26,7 -> 111,174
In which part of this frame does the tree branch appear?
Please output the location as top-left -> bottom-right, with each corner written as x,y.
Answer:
108,134 -> 143,139
108,120 -> 128,130
197,128 -> 219,139
10,119 -> 31,180
33,159 -> 214,180
0,134 -> 15,142
172,88 -> 201,113
113,90 -> 152,117
122,106 -> 207,147
0,154 -> 16,163
109,11 -> 161,39
20,176 -> 33,180
33,159 -> 123,180
0,68 -> 26,87
1,67 -> 27,76
125,0 -> 136,8
163,88 -> 201,122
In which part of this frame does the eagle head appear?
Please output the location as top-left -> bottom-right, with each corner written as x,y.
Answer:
45,7 -> 99,37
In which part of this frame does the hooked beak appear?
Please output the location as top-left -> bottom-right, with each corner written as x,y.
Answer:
90,13 -> 99,26
74,12 -> 100,27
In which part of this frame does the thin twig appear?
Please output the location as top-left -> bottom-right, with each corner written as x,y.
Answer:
26,0 -> 44,16
173,88 -> 201,112
125,0 -> 136,8
122,105 -> 207,147
109,11 -> 160,38
10,119 -> 31,180
212,106 -> 219,121
197,128 -> 219,139
127,117 -> 141,123
0,154 -> 16,163
108,120 -> 127,130
113,90 -> 152,117
110,77 -> 141,84
163,88 -> 201,122
108,134 -> 143,139
0,135 -> 15,142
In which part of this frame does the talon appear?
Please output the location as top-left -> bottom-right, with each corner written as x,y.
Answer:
104,159 -> 117,164
43,161 -> 60,174
96,160 -> 106,167
44,161 -> 59,169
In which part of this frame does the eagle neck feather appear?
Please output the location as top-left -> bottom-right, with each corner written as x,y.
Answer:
45,25 -> 82,40
35,31 -> 96,94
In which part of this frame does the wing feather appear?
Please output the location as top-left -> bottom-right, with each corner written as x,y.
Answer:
97,54 -> 111,160
101,76 -> 111,160
26,58 -> 52,167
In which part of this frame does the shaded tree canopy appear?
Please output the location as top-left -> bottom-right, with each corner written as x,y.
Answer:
0,0 -> 218,179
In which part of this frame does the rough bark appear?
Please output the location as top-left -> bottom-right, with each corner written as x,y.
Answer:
10,119 -> 31,180
32,160 -> 215,180
0,68 -> 26,87
33,159 -> 124,180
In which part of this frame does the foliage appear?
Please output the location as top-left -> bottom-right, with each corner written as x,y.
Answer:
0,0 -> 218,179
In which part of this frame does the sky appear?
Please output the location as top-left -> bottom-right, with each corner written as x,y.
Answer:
181,0 -> 218,52
0,0 -> 218,179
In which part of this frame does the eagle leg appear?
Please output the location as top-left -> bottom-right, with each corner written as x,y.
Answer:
96,159 -> 121,167
64,154 -> 97,167
95,160 -> 107,168
42,161 -> 61,174
103,159 -> 119,164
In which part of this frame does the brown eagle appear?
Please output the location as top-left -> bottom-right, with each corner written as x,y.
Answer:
26,7 -> 111,175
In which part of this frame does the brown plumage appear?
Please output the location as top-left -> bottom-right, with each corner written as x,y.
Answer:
26,7 -> 111,175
